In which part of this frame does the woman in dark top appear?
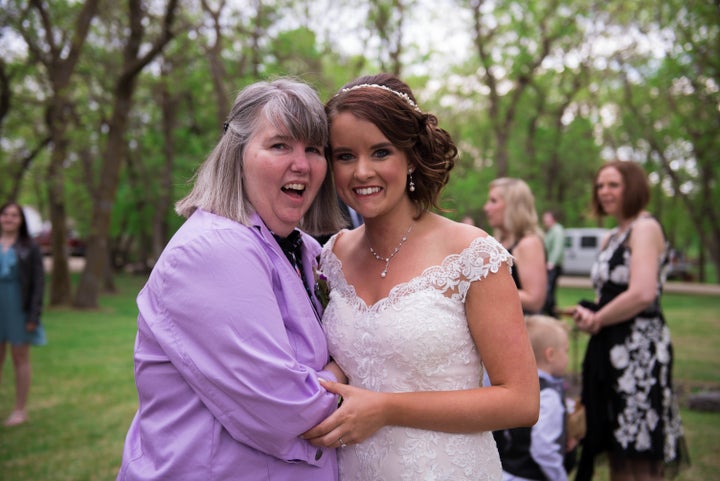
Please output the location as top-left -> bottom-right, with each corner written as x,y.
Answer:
572,161 -> 688,481
0,202 -> 46,426
484,177 -> 547,314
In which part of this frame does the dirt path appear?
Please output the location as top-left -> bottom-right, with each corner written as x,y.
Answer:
43,256 -> 85,273
46,257 -> 720,296
559,275 -> 720,296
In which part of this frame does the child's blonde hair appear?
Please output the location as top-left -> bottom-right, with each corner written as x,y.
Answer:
525,315 -> 569,363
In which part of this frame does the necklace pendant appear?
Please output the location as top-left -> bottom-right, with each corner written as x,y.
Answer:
367,222 -> 414,280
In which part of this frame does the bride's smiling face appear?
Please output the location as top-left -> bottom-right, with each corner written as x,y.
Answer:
329,112 -> 412,220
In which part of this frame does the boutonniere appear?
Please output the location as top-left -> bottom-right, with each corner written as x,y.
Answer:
314,269 -> 330,309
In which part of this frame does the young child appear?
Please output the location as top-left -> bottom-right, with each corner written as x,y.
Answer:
498,315 -> 574,481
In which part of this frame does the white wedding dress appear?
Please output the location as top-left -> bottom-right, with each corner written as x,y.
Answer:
320,233 -> 513,481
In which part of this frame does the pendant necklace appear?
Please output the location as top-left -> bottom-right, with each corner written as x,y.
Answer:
368,223 -> 414,278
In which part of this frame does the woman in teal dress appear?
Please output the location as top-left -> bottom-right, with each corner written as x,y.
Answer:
0,202 -> 46,427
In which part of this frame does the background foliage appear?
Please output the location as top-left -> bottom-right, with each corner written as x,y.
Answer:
1,0 -> 718,309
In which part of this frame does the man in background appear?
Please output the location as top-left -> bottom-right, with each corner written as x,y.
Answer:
542,210 -> 564,317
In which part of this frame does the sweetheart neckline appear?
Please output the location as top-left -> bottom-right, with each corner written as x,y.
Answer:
321,234 -> 511,311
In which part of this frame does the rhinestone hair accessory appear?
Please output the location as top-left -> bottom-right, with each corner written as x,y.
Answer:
338,84 -> 422,113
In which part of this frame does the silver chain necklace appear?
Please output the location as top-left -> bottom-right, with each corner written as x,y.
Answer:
368,223 -> 414,278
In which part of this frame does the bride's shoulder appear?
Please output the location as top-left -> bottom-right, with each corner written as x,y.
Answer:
430,216 -> 500,254
324,227 -> 362,254
422,217 -> 510,285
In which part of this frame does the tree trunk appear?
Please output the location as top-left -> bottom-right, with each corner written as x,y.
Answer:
75,81 -> 134,308
154,70 -> 177,261
45,91 -> 76,305
7,137 -> 51,203
200,0 -> 229,129
74,0 -> 178,308
46,109 -> 72,305
20,0 -> 101,305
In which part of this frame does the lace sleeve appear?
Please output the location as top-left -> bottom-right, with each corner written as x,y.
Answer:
411,235 -> 513,302
463,235 -> 513,278
389,235 -> 513,305
453,235 -> 513,301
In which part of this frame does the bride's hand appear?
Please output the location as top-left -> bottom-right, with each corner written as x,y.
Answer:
301,379 -> 389,448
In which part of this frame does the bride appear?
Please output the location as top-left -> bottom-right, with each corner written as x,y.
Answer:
302,73 -> 539,481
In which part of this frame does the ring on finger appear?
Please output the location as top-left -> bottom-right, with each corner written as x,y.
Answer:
338,437 -> 347,448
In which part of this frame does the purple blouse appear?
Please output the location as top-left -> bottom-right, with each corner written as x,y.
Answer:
117,209 -> 338,481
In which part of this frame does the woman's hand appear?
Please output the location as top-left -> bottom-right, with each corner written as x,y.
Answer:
573,305 -> 602,334
301,379 -> 389,449
567,436 -> 580,452
323,360 -> 348,384
25,322 -> 38,333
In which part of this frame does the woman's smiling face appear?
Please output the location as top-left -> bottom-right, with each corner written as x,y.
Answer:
595,166 -> 625,218
243,116 -> 327,237
329,112 -> 412,220
0,204 -> 23,237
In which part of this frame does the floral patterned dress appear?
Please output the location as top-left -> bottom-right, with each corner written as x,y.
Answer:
576,218 -> 687,480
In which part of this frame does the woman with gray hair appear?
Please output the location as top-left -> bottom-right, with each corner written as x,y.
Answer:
118,78 -> 345,481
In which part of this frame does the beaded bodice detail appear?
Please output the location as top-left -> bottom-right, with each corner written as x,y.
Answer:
319,234 -> 513,481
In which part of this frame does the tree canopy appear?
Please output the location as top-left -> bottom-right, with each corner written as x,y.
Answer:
1,0 -> 717,309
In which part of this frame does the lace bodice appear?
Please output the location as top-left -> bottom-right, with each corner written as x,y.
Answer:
319,234 -> 512,481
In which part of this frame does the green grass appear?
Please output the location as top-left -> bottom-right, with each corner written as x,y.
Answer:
557,286 -> 720,481
1,274 -> 143,481
1,276 -> 718,480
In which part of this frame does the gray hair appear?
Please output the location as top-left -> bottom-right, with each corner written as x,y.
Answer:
176,78 -> 344,236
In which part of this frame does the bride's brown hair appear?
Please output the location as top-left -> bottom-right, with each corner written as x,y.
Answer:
326,73 -> 457,217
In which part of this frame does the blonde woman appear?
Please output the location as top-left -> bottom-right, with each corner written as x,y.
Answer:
484,178 -> 547,314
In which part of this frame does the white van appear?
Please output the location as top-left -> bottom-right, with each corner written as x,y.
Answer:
563,228 -> 608,276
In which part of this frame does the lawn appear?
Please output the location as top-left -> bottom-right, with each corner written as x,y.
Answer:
556,286 -> 720,481
1,274 -> 718,480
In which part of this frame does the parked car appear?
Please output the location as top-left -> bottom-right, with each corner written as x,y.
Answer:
562,228 -> 608,276
34,228 -> 87,257
562,228 -> 694,281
